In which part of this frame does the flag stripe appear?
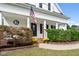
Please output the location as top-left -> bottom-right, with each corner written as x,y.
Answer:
30,6 -> 37,23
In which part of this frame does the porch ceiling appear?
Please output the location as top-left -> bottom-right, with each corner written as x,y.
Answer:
2,12 -> 27,20
2,11 -> 67,25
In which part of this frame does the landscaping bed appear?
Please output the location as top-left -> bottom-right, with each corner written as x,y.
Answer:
0,25 -> 33,47
0,44 -> 38,52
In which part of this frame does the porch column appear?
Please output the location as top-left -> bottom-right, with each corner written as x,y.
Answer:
27,17 -> 30,28
64,23 -> 67,30
56,23 -> 59,29
44,20 -> 47,38
0,11 -> 3,25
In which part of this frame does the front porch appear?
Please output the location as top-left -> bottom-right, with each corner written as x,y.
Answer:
0,11 -> 67,38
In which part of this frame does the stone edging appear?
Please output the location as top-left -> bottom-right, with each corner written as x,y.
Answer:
38,43 -> 79,50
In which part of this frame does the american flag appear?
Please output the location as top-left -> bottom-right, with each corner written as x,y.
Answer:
30,6 -> 37,23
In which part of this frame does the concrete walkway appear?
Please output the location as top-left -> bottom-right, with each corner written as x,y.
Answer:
39,41 -> 79,50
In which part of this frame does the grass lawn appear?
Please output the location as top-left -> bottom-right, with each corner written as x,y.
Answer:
1,47 -> 79,56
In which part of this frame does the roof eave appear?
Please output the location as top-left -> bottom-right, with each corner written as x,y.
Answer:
9,3 -> 70,19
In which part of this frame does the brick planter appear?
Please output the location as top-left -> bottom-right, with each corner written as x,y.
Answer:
0,39 -> 7,46
0,29 -> 5,46
0,29 -> 4,39
0,26 -> 33,47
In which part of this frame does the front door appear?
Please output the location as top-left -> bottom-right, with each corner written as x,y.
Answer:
31,23 -> 37,36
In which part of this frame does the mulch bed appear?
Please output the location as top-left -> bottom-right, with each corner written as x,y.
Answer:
0,43 -> 38,52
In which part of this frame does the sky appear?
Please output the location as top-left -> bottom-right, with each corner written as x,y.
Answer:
59,3 -> 79,26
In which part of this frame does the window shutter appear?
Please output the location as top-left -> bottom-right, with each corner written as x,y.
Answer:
39,3 -> 42,8
48,3 -> 51,11
46,24 -> 49,29
40,24 -> 43,33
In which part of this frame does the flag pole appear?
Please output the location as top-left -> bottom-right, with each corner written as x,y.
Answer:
30,6 -> 37,24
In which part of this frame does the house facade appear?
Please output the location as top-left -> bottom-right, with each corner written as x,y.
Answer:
0,3 -> 69,38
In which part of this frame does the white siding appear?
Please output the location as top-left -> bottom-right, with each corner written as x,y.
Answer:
51,4 -> 61,13
31,3 -> 62,13
42,3 -> 48,11
3,16 -> 27,28
0,12 -> 2,25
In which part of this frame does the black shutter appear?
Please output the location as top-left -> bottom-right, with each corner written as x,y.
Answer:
40,24 -> 43,33
51,25 -> 53,28
48,3 -> 51,11
31,23 -> 37,36
51,25 -> 56,29
39,3 -> 42,8
46,24 -> 49,29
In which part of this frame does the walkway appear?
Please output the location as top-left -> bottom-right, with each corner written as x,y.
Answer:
39,41 -> 79,50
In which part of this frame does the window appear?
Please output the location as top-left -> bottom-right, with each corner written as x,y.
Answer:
46,24 -> 49,29
60,13 -> 63,15
13,20 -> 19,25
39,3 -> 42,8
31,23 -> 37,36
48,3 -> 51,11
40,24 -> 43,33
51,25 -> 53,28
51,25 -> 56,29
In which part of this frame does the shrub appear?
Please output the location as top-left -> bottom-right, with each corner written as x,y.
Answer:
43,38 -> 49,43
0,25 -> 33,46
14,28 -> 33,46
47,28 -> 79,42
69,28 -> 79,41
47,29 -> 60,42
32,38 -> 38,43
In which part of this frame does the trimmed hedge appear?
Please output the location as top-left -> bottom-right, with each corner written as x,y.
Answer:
47,28 -> 79,42
0,26 -> 33,46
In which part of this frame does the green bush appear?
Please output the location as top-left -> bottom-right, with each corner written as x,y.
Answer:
70,28 -> 79,41
47,29 -> 59,42
47,28 -> 79,42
